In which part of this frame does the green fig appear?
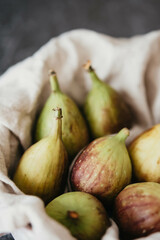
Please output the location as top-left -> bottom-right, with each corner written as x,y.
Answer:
35,70 -> 89,160
129,124 -> 160,182
46,191 -> 110,240
13,108 -> 68,204
83,61 -> 132,138
70,128 -> 132,205
115,182 -> 160,238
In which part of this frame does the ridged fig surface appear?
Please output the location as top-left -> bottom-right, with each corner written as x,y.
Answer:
129,124 -> 160,182
115,182 -> 160,238
83,61 -> 132,138
46,192 -> 110,240
70,128 -> 132,205
13,108 -> 68,204
35,71 -> 89,160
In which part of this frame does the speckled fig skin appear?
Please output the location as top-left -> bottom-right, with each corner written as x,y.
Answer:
115,182 -> 160,238
70,128 -> 132,205
83,61 -> 132,139
35,71 -> 89,160
129,124 -> 160,182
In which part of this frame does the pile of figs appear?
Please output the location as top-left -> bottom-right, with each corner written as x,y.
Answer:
13,61 -> 160,240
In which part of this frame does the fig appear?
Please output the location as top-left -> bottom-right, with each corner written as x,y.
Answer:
83,61 -> 132,138
129,124 -> 160,182
70,128 -> 132,205
46,191 -> 110,240
35,70 -> 89,160
115,182 -> 160,238
13,108 -> 68,204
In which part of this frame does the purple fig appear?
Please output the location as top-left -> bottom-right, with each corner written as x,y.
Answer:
115,182 -> 160,238
70,128 -> 132,205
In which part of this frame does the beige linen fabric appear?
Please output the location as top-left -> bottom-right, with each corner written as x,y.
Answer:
0,29 -> 160,240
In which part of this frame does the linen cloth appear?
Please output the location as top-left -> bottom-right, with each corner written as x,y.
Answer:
0,29 -> 160,240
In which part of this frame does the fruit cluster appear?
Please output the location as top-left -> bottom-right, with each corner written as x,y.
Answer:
13,61 -> 160,240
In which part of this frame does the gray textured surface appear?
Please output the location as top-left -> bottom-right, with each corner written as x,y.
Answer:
0,235 -> 14,240
0,0 -> 160,75
0,1 -> 160,239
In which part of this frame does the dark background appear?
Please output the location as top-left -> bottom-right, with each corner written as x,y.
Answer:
0,0 -> 160,239
1,0 -> 160,76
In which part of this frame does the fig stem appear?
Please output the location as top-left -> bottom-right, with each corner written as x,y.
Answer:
53,107 -> 63,119
83,60 -> 101,86
67,210 -> 79,219
83,60 -> 94,72
116,128 -> 130,142
49,70 -> 61,92
50,107 -> 63,138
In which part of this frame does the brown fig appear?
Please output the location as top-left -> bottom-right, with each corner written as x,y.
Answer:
115,182 -> 160,238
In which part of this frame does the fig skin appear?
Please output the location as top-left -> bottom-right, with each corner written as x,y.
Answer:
13,108 -> 68,204
46,191 -> 110,240
83,61 -> 132,139
35,71 -> 89,160
115,182 -> 160,238
129,124 -> 160,182
70,128 -> 132,205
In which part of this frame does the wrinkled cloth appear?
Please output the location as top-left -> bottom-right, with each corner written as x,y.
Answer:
0,29 -> 160,240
